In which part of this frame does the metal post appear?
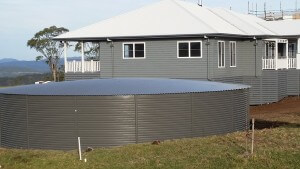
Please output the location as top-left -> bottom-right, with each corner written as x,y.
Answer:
248,1 -> 250,14
286,41 -> 289,69
275,40 -> 278,70
297,38 -> 300,69
78,137 -> 82,160
64,41 -> 67,73
251,118 -> 255,154
81,42 -> 85,73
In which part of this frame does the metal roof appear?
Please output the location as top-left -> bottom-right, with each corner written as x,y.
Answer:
258,20 -> 300,36
0,78 -> 250,96
55,0 -> 296,41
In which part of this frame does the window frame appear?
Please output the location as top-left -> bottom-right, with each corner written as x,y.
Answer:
229,41 -> 237,67
122,42 -> 146,59
218,41 -> 226,68
177,41 -> 203,58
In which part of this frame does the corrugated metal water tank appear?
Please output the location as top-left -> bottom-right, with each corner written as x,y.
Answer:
0,78 -> 250,150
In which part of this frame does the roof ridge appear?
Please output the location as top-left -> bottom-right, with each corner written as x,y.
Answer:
171,0 -> 219,33
222,8 -> 276,35
205,8 -> 248,35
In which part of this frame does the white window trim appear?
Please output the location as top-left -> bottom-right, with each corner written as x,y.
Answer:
218,41 -> 226,68
229,41 -> 237,67
122,42 -> 146,59
177,41 -> 203,58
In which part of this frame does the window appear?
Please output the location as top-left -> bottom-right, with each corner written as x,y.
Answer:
123,42 -> 145,59
230,41 -> 236,67
288,43 -> 296,57
218,41 -> 225,68
265,41 -> 275,59
178,41 -> 202,58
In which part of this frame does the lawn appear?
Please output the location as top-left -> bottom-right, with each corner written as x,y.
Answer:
0,97 -> 299,169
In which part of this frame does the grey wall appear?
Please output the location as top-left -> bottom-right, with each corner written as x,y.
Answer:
213,70 -> 300,105
0,89 -> 249,150
65,72 -> 100,81
98,38 -> 263,79
0,95 -> 28,149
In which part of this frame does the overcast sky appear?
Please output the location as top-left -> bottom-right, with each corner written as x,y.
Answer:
0,0 -> 298,60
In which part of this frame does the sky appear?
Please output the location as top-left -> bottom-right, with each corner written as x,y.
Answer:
0,0 -> 298,60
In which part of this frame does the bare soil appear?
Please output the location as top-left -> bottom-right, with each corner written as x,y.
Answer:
250,96 -> 300,129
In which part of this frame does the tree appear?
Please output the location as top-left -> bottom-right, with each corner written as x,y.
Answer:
74,42 -> 100,60
27,26 -> 69,81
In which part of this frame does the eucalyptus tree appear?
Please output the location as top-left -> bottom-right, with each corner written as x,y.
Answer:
74,42 -> 100,60
27,26 -> 69,81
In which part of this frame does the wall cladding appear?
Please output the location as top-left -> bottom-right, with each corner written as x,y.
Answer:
0,95 -> 28,149
214,70 -> 300,105
65,72 -> 101,81
97,39 -> 262,79
0,90 -> 248,150
76,96 -> 136,147
0,95 -> 3,147
27,96 -> 76,150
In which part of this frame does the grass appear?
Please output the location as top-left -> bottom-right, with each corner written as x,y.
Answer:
0,127 -> 299,169
0,100 -> 300,169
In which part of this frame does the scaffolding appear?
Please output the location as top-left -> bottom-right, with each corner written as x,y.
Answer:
248,1 -> 300,21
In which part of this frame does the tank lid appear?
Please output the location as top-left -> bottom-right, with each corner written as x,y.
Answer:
0,78 -> 250,96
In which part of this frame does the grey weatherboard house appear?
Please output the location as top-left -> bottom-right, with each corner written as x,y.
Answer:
55,0 -> 300,105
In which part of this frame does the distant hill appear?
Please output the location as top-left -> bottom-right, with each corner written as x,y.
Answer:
0,58 -> 18,63
0,57 -> 80,78
0,58 -> 49,77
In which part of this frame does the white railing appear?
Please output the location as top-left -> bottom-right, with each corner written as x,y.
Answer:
263,58 -> 297,70
288,58 -> 297,69
66,60 -> 100,73
262,59 -> 276,69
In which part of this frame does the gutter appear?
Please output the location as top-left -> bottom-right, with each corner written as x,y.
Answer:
53,33 -> 274,42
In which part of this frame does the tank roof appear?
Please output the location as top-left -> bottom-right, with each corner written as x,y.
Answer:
0,78 -> 249,96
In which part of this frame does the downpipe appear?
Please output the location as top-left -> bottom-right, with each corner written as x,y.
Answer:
205,36 -> 211,81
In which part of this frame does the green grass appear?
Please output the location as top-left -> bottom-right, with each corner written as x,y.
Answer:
0,125 -> 299,169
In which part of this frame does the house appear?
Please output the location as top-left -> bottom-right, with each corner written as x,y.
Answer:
54,0 -> 300,105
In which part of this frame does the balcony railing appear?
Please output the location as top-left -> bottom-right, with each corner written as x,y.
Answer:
262,59 -> 276,69
262,58 -> 297,70
288,58 -> 297,69
66,60 -> 100,73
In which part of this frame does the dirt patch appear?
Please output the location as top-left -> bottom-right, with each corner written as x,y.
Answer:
250,96 -> 300,129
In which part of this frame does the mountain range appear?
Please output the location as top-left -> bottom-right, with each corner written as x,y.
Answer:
0,58 -> 49,77
0,57 -> 82,77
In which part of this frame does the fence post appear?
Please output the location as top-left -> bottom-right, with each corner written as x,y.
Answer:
78,137 -> 82,161
251,118 -> 255,154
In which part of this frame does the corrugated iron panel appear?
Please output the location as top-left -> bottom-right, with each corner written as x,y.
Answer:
136,94 -> 192,143
193,92 -> 234,137
0,94 -> 3,147
287,69 -> 300,96
245,76 -> 262,105
261,70 -> 279,104
0,90 -> 249,150
231,89 -> 249,131
65,72 -> 101,81
1,95 -> 28,149
27,96 -> 76,150
76,96 -> 136,148
278,70 -> 287,100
